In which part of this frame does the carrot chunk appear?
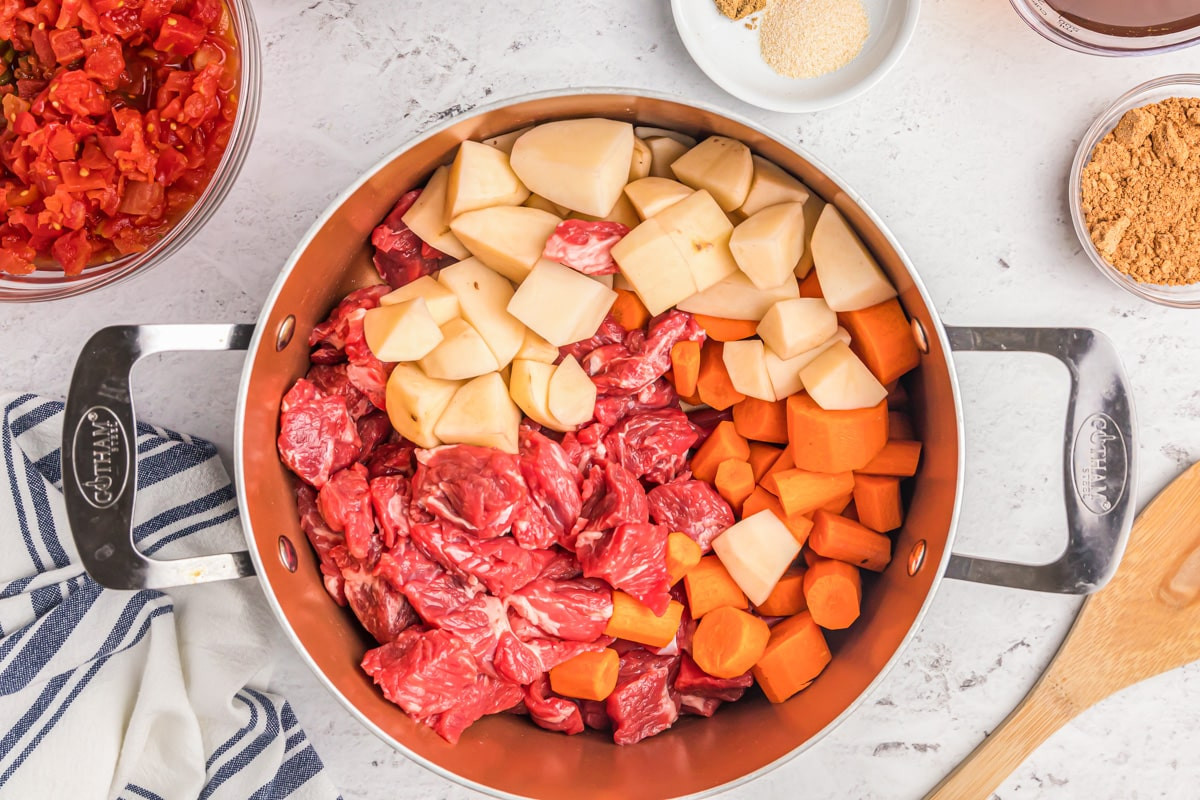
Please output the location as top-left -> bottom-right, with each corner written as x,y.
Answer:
666,531 -> 703,585
692,313 -> 760,342
886,381 -> 910,409
761,448 -> 795,496
715,459 -> 755,516
820,493 -> 853,514
747,442 -> 783,483
808,510 -> 892,572
837,299 -> 920,386
743,487 -> 814,546
605,592 -> 683,649
691,606 -> 770,680
773,469 -> 856,517
797,269 -> 823,298
609,288 -> 651,331
752,611 -> 831,703
697,341 -> 746,411
684,555 -> 748,618
755,568 -> 807,617
732,396 -> 789,444
888,411 -> 915,440
786,393 -> 888,473
670,340 -> 702,398
858,439 -> 922,477
690,420 -> 750,483
803,558 -> 861,630
853,474 -> 903,532
549,648 -> 620,701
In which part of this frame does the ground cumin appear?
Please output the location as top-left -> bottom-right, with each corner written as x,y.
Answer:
1081,97 -> 1200,285
714,0 -> 765,20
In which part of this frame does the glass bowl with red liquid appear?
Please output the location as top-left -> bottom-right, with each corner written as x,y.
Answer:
1011,0 -> 1200,55
0,0 -> 261,302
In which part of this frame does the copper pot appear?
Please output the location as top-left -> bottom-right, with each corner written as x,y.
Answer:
61,90 -> 1138,800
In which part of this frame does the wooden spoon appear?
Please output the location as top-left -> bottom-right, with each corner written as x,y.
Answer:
926,462 -> 1200,799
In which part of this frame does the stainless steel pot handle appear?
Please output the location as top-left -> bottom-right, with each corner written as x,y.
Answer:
62,324 -> 258,590
943,326 -> 1136,594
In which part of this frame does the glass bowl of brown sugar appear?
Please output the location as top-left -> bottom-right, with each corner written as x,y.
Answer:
1070,74 -> 1200,308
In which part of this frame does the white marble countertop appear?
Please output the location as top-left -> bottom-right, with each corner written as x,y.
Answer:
4,0 -> 1200,797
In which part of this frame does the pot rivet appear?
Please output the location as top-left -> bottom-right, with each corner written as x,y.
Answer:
276,315 -> 296,352
911,318 -> 930,355
908,539 -> 927,576
278,535 -> 298,573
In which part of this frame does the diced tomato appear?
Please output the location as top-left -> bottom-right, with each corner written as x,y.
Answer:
49,28 -> 84,63
0,0 -> 239,272
154,14 -> 206,56
50,227 -> 90,274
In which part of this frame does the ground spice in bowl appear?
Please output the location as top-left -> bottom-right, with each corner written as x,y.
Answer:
714,0 -> 765,20
759,0 -> 870,79
1081,98 -> 1200,286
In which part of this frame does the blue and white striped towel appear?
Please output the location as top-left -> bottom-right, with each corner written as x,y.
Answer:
0,393 -> 342,800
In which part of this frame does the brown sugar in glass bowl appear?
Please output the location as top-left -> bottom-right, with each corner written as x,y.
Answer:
1071,75 -> 1200,308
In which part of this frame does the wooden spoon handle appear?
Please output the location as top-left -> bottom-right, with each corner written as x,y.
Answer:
924,672 -> 1079,800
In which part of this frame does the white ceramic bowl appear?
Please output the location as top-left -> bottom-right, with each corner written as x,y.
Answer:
671,0 -> 919,113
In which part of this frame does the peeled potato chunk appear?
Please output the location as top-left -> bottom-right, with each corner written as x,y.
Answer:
738,155 -> 811,218
516,328 -> 559,364
570,192 -> 641,229
611,218 -> 698,315
362,298 -> 443,362
524,193 -> 569,216
507,259 -> 618,347
629,137 -> 652,181
712,510 -> 801,606
437,258 -> 526,367
510,118 -> 635,217
446,140 -> 529,219
799,340 -> 888,411
419,318 -> 501,381
624,177 -> 692,220
548,355 -> 597,429
654,189 -> 739,292
645,136 -> 691,179
729,201 -> 807,290
670,136 -> 753,212
482,126 -> 532,154
634,127 -> 697,147
380,275 -> 460,325
795,194 -> 826,278
385,363 -> 462,449
764,327 -> 850,399
400,165 -> 470,259
811,205 -> 898,312
434,372 -> 522,454
449,206 -> 561,283
676,271 -> 799,321
509,358 -> 562,429
757,297 -> 838,360
722,339 -> 776,402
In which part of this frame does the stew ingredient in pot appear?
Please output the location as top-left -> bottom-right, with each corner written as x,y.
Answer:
275,119 -> 925,745
0,0 -> 242,276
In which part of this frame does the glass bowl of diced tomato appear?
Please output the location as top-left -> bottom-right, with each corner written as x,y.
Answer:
0,0 -> 260,302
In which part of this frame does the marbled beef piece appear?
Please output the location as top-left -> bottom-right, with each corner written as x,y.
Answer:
603,408 -> 698,486
572,461 -> 649,549
513,428 -> 582,550
506,578 -> 613,642
317,463 -> 378,562
295,484 -> 347,605
370,189 -> 448,289
410,519 -> 545,598
647,478 -> 736,552
541,219 -> 628,276
413,445 -> 528,539
335,548 -> 417,644
588,310 -> 705,395
278,379 -> 360,488
674,653 -> 753,702
369,475 -> 411,549
308,284 -> 391,363
605,648 -> 681,745
523,674 -> 584,735
305,363 -> 373,420
578,522 -> 671,615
